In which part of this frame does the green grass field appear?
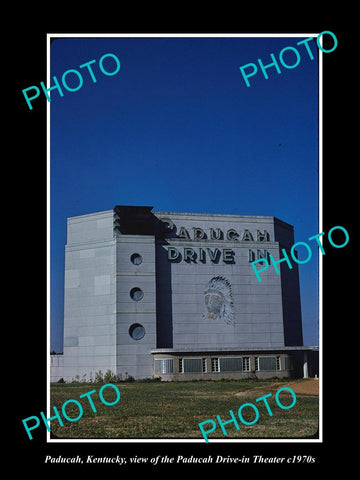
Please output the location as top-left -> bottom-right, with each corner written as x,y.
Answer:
49,379 -> 319,440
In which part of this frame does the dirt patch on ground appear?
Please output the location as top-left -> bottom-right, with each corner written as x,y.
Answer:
235,378 -> 319,397
282,378 -> 319,396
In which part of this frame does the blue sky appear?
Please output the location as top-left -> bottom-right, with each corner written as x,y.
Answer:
50,35 -> 320,352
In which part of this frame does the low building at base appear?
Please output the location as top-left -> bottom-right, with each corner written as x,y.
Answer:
50,206 -> 318,382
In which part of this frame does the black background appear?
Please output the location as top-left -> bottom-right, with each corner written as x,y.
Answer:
10,9 -> 354,473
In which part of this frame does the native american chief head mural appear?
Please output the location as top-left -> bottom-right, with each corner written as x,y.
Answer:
203,275 -> 235,326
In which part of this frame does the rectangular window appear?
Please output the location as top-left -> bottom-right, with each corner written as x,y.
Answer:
276,356 -> 281,370
257,356 -> 279,371
202,358 -> 207,373
182,358 -> 203,373
285,356 -> 293,370
211,358 -> 219,372
242,357 -> 250,371
155,358 -> 173,374
219,357 -> 243,372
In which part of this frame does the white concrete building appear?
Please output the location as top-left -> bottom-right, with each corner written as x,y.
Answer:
50,205 -> 318,382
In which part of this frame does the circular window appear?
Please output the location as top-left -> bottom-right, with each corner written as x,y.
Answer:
130,253 -> 143,265
129,323 -> 146,340
130,287 -> 144,301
